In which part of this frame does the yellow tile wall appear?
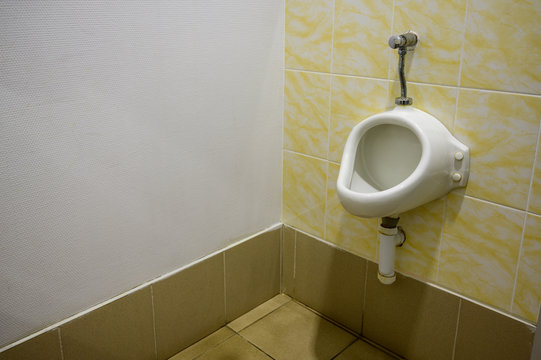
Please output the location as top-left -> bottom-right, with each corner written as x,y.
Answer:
282,0 -> 541,323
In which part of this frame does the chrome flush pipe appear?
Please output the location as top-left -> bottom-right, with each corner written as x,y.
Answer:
388,31 -> 418,106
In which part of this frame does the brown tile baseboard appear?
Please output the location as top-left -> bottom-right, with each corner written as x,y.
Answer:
1,224 -> 536,360
0,225 -> 281,360
282,225 -> 536,360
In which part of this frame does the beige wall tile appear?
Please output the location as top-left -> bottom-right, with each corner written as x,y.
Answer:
529,135 -> 541,215
240,301 -> 355,360
225,229 -> 280,321
282,151 -> 327,237
294,232 -> 365,333
391,0 -> 467,86
325,163 -> 378,260
285,0 -> 333,72
282,226 -> 296,295
455,300 -> 535,360
0,330 -> 61,360
513,214 -> 541,322
389,82 -> 456,131
329,75 -> 389,163
284,71 -> 330,158
169,327 -> 235,360
395,197 -> 445,282
440,193 -> 524,311
455,90 -> 541,209
363,262 -> 459,360
61,287 -> 155,360
153,254 -> 225,360
461,0 -> 541,93
332,0 -> 393,78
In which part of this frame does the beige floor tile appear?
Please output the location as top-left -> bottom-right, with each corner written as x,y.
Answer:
196,335 -> 271,360
169,327 -> 235,360
228,294 -> 291,332
335,340 -> 397,360
240,301 -> 355,360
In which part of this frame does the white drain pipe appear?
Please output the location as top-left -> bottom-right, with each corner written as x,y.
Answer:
377,217 -> 406,285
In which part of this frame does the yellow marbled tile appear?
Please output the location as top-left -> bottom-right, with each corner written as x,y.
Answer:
389,81 -> 457,131
325,163 -> 378,260
284,71 -> 331,158
461,0 -> 541,94
455,90 -> 541,210
391,0 -> 467,86
329,75 -> 389,162
529,137 -> 541,215
394,197 -> 445,282
513,214 -> 541,322
282,151 -> 327,237
439,193 -> 524,310
332,0 -> 393,78
285,0 -> 333,72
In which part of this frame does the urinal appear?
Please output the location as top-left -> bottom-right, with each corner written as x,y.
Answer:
336,105 -> 469,218
337,31 -> 470,284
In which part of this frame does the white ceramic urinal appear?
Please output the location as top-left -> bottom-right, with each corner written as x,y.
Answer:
338,30 -> 470,285
337,106 -> 469,218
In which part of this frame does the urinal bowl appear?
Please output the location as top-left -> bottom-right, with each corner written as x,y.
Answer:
337,106 -> 469,218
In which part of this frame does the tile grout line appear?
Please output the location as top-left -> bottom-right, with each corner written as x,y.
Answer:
387,0 -> 396,81
451,299 -> 462,360
223,252 -> 228,321
361,260 -> 369,336
323,160 -> 330,240
324,0 -> 335,238
150,286 -> 158,360
293,230 -> 297,281
510,113 -> 541,312
462,194 -> 528,214
230,297 -> 292,333
280,0 -> 285,227
456,0 -> 469,89
329,0 -> 336,75
330,338 -> 359,360
435,196 -> 449,282
279,226 -> 283,292
190,332 -> 237,360
283,148 -> 330,164
285,67 -> 541,98
57,328 -> 64,360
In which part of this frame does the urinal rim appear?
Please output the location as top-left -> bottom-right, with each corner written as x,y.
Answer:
338,108 -> 432,200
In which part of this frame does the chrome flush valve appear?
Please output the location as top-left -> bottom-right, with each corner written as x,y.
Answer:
388,31 -> 418,50
388,31 -> 419,106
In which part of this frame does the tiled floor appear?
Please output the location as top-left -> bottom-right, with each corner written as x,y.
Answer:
170,294 -> 399,360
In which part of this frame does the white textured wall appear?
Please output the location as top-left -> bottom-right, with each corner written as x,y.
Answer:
0,0 -> 283,346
